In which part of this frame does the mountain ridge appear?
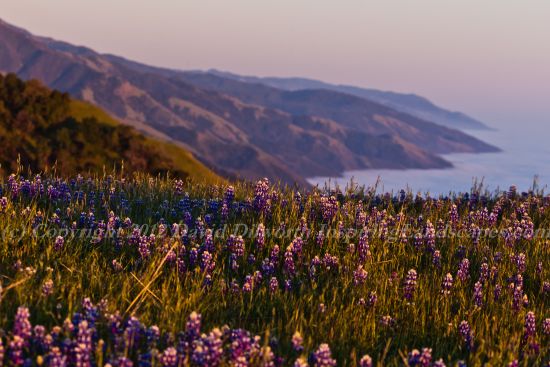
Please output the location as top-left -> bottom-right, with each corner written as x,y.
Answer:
0,18 -> 499,186
205,69 -> 492,131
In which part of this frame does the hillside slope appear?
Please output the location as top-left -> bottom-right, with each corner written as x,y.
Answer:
0,73 -> 222,183
207,70 -> 491,131
0,18 -> 497,186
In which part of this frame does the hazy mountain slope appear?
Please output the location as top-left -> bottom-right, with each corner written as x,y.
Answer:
207,70 -> 490,131
176,72 -> 497,154
0,73 -> 222,183
0,19 -> 496,186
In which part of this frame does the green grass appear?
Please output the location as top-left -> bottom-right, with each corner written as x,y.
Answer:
0,175 -> 548,366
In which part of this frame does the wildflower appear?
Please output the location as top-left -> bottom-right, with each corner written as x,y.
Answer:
367,291 -> 377,308
291,331 -> 303,352
432,250 -> 441,267
408,348 -> 432,366
543,318 -> 550,335
457,259 -> 470,282
353,265 -> 368,285
8,335 -> 24,366
191,328 -> 223,366
46,347 -> 66,367
357,230 -> 370,262
524,311 -> 536,338
269,277 -> 279,293
473,282 -> 483,307
458,320 -> 474,351
310,344 -> 336,367
0,196 -> 7,212
42,279 -> 54,297
441,273 -> 453,296
359,354 -> 372,367
403,269 -> 418,300
514,253 -> 527,274
160,347 -> 178,367
479,263 -> 489,283
14,307 -> 32,341
512,286 -> 523,311
256,223 -> 266,249
294,358 -> 308,367
54,236 -> 64,251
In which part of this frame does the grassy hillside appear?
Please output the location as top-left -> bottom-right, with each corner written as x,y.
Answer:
0,73 -> 222,183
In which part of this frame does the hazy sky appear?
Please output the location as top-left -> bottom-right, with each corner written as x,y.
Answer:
2,0 -> 549,127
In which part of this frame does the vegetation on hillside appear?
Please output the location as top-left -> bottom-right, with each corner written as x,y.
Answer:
0,174 -> 547,366
0,73 -> 221,183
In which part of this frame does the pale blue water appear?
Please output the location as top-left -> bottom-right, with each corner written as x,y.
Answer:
308,123 -> 550,196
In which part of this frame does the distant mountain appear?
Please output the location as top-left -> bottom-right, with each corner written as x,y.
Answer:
176,72 -> 494,155
207,70 -> 491,131
0,73 -> 221,182
0,18 -> 498,186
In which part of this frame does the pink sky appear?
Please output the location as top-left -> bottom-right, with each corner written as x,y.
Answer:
3,0 -> 550,127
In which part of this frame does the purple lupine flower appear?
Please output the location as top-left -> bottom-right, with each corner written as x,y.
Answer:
353,265 -> 368,285
433,359 -> 447,367
54,236 -> 65,251
524,311 -> 536,338
138,236 -> 151,259
459,320 -> 474,350
174,179 -> 184,195
514,253 -> 526,274
256,223 -> 266,250
432,250 -> 441,268
403,269 -> 418,301
242,275 -> 254,293
0,196 -> 8,212
200,251 -> 215,273
478,263 -> 489,284
512,286 -> 523,311
117,357 -> 134,367
441,273 -> 453,296
316,230 -> 325,247
46,346 -> 66,367
186,312 -> 202,341
42,279 -> 54,297
14,307 -> 32,341
494,284 -> 502,301
191,328 -> 223,367
357,231 -> 370,263
254,178 -> 271,214
8,335 -> 24,366
291,331 -> 303,352
269,277 -> 279,293
414,233 -> 424,250
294,358 -> 308,367
284,247 -> 296,277
424,221 -> 436,252
310,344 -> 336,367
457,259 -> 470,282
408,348 -> 432,367
291,237 -> 304,257
75,320 -> 92,367
473,281 -> 483,307
359,354 -> 372,367
542,318 -> 550,335
160,347 -> 178,367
